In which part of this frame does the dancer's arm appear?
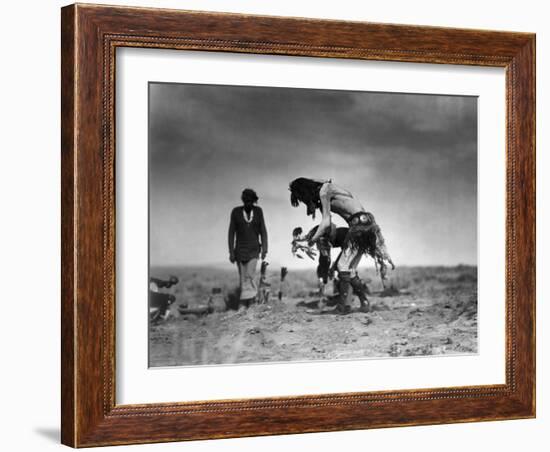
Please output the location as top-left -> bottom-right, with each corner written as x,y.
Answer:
309,184 -> 332,243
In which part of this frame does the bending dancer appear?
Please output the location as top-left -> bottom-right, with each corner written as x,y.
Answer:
290,178 -> 394,313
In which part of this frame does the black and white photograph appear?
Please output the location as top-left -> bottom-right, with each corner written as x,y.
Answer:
148,82 -> 478,367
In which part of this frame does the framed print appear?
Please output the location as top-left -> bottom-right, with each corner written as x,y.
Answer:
61,3 -> 535,447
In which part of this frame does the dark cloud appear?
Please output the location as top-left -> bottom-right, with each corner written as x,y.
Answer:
149,82 -> 477,267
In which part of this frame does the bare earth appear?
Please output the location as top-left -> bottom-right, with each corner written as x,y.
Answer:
149,266 -> 477,367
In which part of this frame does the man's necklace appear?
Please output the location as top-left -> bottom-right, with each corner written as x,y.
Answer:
243,209 -> 254,224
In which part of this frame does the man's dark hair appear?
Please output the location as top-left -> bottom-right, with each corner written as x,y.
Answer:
289,178 -> 324,217
241,188 -> 259,204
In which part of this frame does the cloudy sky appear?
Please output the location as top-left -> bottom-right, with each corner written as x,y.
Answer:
149,82 -> 477,269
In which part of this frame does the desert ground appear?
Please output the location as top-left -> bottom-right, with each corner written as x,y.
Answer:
149,264 -> 477,367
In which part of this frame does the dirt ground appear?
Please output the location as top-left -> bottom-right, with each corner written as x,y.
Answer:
149,265 -> 477,367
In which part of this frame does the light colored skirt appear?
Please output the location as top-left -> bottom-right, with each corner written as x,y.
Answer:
237,258 -> 258,300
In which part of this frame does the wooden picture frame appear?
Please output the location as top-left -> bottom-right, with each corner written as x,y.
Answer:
61,3 -> 535,447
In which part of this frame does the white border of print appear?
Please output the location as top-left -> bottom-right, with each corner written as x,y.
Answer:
116,48 -> 505,404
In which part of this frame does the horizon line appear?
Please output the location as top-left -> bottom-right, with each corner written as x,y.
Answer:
150,262 -> 478,270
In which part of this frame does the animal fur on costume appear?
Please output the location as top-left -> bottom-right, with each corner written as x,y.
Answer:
344,212 -> 395,282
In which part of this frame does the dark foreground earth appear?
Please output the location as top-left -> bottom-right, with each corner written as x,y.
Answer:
149,265 -> 477,367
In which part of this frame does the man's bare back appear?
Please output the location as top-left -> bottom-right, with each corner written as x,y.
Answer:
310,181 -> 365,243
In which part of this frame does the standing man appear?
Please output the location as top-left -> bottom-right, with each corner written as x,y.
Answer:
289,177 -> 394,313
228,188 -> 268,308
